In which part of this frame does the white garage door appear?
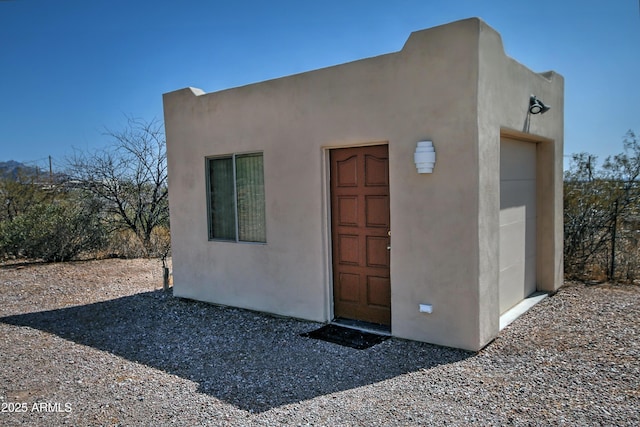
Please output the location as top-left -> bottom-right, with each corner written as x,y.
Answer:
499,137 -> 537,314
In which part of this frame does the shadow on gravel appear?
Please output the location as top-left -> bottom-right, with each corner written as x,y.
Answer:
0,290 -> 472,412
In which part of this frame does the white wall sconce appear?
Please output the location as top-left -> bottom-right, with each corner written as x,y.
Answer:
414,140 -> 436,173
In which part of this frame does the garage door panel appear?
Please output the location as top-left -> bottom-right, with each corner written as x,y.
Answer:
499,221 -> 526,267
499,218 -> 536,266
499,137 -> 537,315
500,180 -> 536,211
500,138 -> 536,180
500,205 -> 525,228
499,264 -> 525,313
525,255 -> 537,295
526,218 -> 537,258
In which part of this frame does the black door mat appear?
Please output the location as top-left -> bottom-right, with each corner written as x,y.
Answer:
300,324 -> 389,350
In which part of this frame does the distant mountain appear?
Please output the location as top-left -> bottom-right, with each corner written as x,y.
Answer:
0,160 -> 40,180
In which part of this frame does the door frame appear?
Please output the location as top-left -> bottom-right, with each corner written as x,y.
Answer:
321,141 -> 391,327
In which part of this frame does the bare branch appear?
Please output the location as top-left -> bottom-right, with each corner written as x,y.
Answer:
67,117 -> 169,257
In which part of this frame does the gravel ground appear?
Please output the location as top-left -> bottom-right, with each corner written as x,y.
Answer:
0,258 -> 638,426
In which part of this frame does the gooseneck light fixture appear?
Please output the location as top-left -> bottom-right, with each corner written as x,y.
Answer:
529,95 -> 550,115
414,140 -> 436,173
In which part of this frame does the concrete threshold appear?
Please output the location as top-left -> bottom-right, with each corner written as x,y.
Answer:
499,291 -> 549,331
331,318 -> 391,336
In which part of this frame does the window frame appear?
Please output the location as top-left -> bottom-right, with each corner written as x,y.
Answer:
205,151 -> 266,244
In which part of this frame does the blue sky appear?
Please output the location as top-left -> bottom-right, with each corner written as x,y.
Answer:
1,0 -> 639,171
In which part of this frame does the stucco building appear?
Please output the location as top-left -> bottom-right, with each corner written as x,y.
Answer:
163,18 -> 564,351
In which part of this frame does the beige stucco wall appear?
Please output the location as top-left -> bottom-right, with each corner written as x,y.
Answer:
163,18 -> 563,351
476,22 -> 564,346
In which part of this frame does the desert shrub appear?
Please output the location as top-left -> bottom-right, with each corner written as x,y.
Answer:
102,226 -> 170,260
102,228 -> 147,259
0,199 -> 106,262
150,225 -> 171,263
0,173 -> 54,223
564,131 -> 640,282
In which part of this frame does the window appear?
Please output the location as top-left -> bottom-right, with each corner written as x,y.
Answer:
207,152 -> 266,243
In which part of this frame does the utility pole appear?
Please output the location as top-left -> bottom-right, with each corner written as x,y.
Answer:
49,155 -> 53,184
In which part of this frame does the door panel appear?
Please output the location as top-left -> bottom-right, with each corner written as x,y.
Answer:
365,195 -> 389,227
499,137 -> 537,314
337,196 -> 358,226
331,145 -> 391,325
366,236 -> 389,268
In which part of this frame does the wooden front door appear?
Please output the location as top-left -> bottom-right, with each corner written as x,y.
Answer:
330,145 -> 391,326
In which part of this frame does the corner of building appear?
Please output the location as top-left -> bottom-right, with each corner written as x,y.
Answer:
475,18 -> 564,346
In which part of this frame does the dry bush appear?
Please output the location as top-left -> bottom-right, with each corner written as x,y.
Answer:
102,227 -> 171,260
103,229 -> 147,259
564,131 -> 640,283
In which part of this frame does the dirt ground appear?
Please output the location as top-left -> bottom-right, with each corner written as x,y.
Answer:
1,258 -> 639,426
0,258 -> 170,316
